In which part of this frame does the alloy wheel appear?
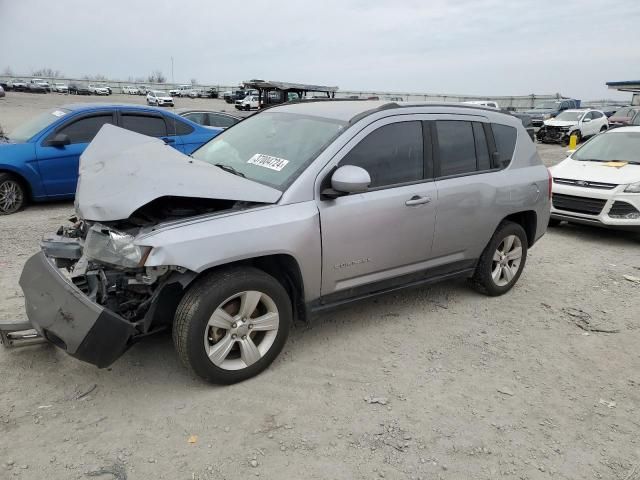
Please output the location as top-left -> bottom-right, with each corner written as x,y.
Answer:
204,290 -> 279,371
491,235 -> 522,287
0,179 -> 23,214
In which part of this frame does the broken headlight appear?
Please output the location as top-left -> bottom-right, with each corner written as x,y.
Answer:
84,224 -> 151,268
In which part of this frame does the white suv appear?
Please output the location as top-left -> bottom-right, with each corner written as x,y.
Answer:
538,109 -> 608,144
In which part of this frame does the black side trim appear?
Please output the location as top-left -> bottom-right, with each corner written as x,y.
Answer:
310,260 -> 476,313
73,310 -> 136,368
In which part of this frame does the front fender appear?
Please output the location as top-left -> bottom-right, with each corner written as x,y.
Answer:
138,202 -> 322,301
0,142 -> 45,199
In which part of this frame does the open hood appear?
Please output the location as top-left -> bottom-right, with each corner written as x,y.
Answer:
75,124 -> 281,221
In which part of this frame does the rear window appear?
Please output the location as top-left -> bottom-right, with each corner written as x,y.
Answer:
491,124 -> 517,167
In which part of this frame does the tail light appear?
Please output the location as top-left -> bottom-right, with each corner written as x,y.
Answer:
547,168 -> 553,199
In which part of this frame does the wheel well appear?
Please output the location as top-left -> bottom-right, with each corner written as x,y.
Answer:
0,169 -> 33,201
199,255 -> 307,323
503,211 -> 537,247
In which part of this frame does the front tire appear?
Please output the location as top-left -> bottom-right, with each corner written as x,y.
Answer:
173,267 -> 292,384
0,173 -> 27,215
470,221 -> 528,296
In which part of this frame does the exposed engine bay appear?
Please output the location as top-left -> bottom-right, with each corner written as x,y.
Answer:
41,197 -> 260,336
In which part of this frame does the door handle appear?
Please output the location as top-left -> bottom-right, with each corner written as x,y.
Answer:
405,195 -> 432,206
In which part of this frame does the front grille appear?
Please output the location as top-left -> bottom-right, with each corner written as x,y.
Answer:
531,119 -> 543,127
553,178 -> 617,190
608,201 -> 640,218
552,193 -> 607,215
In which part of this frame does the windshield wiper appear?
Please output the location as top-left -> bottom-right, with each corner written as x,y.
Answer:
215,163 -> 246,178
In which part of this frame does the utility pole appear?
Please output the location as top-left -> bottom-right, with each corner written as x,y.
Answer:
171,57 -> 174,84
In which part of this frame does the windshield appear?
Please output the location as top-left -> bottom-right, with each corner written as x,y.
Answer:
191,112 -> 347,190
573,132 -> 640,164
554,111 -> 583,122
536,102 -> 560,109
8,109 -> 69,142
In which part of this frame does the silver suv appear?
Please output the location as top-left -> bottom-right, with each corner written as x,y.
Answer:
16,101 -> 550,384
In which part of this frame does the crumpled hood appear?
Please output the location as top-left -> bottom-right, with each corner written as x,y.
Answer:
550,158 -> 640,184
75,124 -> 282,221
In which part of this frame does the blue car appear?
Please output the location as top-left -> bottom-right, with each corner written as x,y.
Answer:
0,104 -> 221,214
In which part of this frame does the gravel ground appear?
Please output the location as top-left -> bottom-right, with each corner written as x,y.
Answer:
1,92 -> 639,480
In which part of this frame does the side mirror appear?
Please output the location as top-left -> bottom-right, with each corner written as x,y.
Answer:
48,133 -> 71,147
583,118 -> 591,123
322,165 -> 371,199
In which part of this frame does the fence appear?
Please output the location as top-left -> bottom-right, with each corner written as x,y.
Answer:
1,75 -> 576,111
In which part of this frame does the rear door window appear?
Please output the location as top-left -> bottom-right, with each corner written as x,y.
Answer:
120,114 -> 167,137
435,121 -> 477,176
340,121 -> 424,188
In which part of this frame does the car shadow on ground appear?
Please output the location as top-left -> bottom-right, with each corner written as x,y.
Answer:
4,278 -> 474,390
549,222 -> 640,244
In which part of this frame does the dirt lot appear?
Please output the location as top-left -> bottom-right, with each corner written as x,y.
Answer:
1,92 -> 639,480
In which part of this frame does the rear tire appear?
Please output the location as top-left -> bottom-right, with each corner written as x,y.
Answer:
470,221 -> 528,296
173,267 -> 292,384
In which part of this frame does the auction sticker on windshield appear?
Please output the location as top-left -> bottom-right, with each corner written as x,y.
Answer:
247,154 -> 289,171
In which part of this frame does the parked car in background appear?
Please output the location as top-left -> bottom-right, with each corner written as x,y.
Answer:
68,83 -> 92,95
508,112 -> 535,140
137,86 -> 149,95
52,82 -> 69,93
7,79 -> 28,91
226,90 -> 257,104
524,99 -> 581,128
0,85 -> 5,98
608,107 -> 640,129
202,87 -> 219,98
30,79 -> 51,92
27,82 -> 47,94
99,84 -> 112,95
88,84 -> 110,96
0,80 -> 9,91
537,109 -> 608,144
169,84 -> 193,97
14,101 -> 550,383
147,90 -> 174,106
122,85 -> 139,95
235,95 -> 260,111
464,100 -> 500,109
0,104 -> 221,214
177,109 -> 246,128
549,126 -> 640,230
188,88 -> 206,98
221,90 -> 233,102
594,105 -> 622,118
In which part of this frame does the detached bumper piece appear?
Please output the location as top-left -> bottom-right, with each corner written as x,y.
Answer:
0,319 -> 45,348
19,252 -> 136,368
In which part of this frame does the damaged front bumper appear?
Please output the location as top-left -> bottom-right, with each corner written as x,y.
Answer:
19,251 -> 136,368
537,125 -> 574,144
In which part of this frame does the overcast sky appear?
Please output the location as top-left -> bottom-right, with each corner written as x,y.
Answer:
1,0 -> 638,100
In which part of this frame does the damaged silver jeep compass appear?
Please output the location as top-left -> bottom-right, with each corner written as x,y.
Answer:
14,101 -> 551,384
